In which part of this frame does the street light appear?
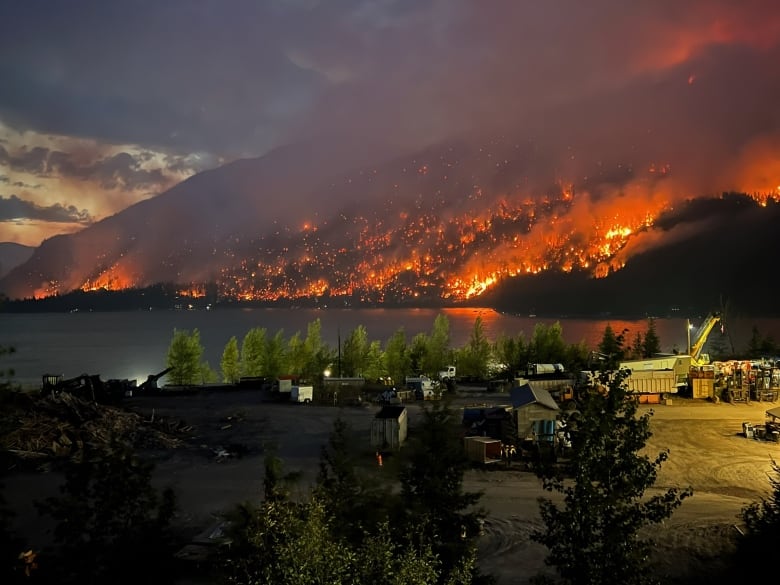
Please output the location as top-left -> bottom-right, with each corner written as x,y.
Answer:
686,318 -> 693,355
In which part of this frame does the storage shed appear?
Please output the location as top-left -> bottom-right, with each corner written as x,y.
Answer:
370,405 -> 408,451
510,383 -> 560,443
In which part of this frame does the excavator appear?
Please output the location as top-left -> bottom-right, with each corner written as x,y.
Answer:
136,367 -> 173,395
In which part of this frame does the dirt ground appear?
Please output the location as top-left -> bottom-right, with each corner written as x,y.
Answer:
4,389 -> 780,584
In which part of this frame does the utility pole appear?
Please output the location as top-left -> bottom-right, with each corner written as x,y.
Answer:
686,318 -> 692,355
337,327 -> 342,378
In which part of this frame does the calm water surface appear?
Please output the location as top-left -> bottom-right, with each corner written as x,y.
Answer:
1,307 -> 778,387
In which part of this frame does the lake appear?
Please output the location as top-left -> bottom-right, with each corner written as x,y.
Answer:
2,307 -> 779,388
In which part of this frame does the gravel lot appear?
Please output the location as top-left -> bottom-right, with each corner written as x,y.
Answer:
5,388 -> 780,584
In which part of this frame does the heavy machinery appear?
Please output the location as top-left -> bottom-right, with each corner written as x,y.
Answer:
688,312 -> 722,366
41,373 -> 127,404
136,366 -> 173,394
41,367 -> 173,403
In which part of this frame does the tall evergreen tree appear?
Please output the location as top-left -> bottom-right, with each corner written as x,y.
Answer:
597,324 -> 626,369
532,370 -> 692,585
738,458 -> 780,566
642,318 -> 661,358
35,440 -> 177,585
398,400 -> 487,583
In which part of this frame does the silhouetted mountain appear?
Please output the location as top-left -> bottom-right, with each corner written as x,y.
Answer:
0,242 -> 34,280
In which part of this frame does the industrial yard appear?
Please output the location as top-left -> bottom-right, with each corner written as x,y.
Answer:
3,384 -> 779,584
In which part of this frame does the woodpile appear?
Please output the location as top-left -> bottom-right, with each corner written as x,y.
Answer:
0,391 -> 193,466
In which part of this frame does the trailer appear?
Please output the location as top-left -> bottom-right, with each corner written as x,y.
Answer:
624,369 -> 678,403
370,405 -> 408,451
291,385 -> 313,403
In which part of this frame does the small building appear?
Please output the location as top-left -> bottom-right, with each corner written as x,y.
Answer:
370,405 -> 408,451
510,383 -> 560,444
323,376 -> 366,404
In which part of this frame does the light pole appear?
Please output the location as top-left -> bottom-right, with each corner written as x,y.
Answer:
686,318 -> 692,355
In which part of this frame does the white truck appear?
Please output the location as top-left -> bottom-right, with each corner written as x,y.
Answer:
438,365 -> 457,381
405,375 -> 434,391
290,385 -> 313,403
526,363 -> 565,376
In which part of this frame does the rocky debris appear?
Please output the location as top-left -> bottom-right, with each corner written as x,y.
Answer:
0,390 -> 193,468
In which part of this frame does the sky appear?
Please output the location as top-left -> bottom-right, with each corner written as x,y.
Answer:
1,0 -> 780,247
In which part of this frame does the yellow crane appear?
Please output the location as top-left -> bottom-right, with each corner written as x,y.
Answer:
688,312 -> 722,366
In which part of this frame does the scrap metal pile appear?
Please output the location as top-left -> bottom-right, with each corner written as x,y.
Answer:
0,390 -> 193,467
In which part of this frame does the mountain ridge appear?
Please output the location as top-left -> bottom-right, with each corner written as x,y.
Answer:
1,136 -> 778,315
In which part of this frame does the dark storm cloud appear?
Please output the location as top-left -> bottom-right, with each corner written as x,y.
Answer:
0,145 -> 169,191
0,0 -> 778,179
0,194 -> 93,224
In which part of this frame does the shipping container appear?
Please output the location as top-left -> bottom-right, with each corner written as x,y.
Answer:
463,436 -> 503,464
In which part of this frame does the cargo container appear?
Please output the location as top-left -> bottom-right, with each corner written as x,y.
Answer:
463,436 -> 503,464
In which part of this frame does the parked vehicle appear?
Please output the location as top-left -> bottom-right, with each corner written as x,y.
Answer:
291,385 -> 313,403
438,365 -> 457,381
525,363 -> 565,376
405,375 -> 434,392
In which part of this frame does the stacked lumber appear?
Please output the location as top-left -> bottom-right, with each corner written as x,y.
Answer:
0,391 -> 192,464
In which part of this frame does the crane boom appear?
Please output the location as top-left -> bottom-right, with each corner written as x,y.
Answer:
690,312 -> 721,365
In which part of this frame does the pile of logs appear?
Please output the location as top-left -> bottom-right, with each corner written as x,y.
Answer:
1,390 -> 193,465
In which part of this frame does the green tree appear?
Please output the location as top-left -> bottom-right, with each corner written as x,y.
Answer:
422,313 -> 452,375
221,336 -> 241,384
342,325 -> 370,377
1,481 -> 28,583
35,440 -> 176,585
240,327 -> 267,377
384,328 -> 410,386
363,340 -> 385,382
494,332 -> 528,378
409,332 -> 429,375
166,328 -> 204,385
629,331 -> 644,360
398,400 -> 486,583
563,340 -> 591,374
286,332 -> 306,376
532,370 -> 692,585
530,322 -> 567,364
642,318 -> 661,358
747,325 -> 777,358
303,318 -> 331,382
458,316 -> 492,380
596,324 -> 627,369
738,458 -> 780,565
315,418 -> 396,545
199,361 -> 218,384
264,330 -> 287,379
